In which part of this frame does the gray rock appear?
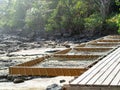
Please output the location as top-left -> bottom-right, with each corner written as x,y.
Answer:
60,79 -> 66,83
46,84 -> 62,90
13,78 -> 24,83
0,51 -> 6,54
7,75 -> 21,81
63,33 -> 71,38
7,75 -> 15,81
0,75 -> 7,79
24,76 -> 33,80
64,45 -> 70,48
0,78 -> 8,82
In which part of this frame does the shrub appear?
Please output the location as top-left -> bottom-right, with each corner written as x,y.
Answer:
84,13 -> 102,31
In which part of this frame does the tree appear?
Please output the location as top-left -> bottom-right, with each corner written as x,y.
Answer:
115,0 -> 120,34
46,0 -> 88,35
25,0 -> 50,31
94,0 -> 111,21
0,0 -> 16,29
0,0 -> 119,36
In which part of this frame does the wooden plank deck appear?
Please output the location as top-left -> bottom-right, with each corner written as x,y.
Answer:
64,47 -> 120,90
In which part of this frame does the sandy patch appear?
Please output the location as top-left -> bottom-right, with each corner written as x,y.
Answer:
0,76 -> 74,90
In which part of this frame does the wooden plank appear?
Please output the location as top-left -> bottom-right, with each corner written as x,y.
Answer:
9,67 -> 20,75
89,56 -> 120,85
98,39 -> 120,42
111,69 -> 120,86
79,49 -> 120,85
87,52 -> 120,85
74,47 -> 112,51
18,57 -> 44,66
55,49 -> 71,54
118,79 -> 120,85
101,63 -> 120,85
87,55 -> 120,85
70,47 -> 119,84
53,54 -> 100,59
78,48 -> 120,85
89,43 -> 119,46
106,35 -> 120,39
9,66 -> 87,76
63,85 -> 120,90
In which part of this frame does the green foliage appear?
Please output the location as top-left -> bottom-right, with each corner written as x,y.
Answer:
0,0 -> 119,36
84,13 -> 102,30
115,0 -> 120,34
0,0 -> 15,28
25,1 -> 49,30
116,0 -> 120,6
117,14 -> 120,34
46,0 -> 88,35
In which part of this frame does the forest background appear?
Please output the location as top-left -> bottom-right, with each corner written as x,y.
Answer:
0,0 -> 120,40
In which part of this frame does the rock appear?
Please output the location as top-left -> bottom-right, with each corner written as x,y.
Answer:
1,40 -> 21,45
19,43 -> 28,47
0,51 -> 6,54
54,33 -> 62,38
24,76 -> 33,80
6,54 -> 14,57
7,75 -> 14,81
13,78 -> 24,83
63,33 -> 71,37
60,79 -> 66,83
0,44 -> 7,50
7,75 -> 33,82
64,45 -> 70,48
45,50 -> 59,53
46,84 -> 62,90
7,75 -> 22,81
80,38 -> 88,43
62,41 -> 71,48
0,78 -> 8,82
0,75 -> 7,79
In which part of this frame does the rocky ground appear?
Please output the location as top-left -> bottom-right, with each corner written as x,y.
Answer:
0,33 -> 101,90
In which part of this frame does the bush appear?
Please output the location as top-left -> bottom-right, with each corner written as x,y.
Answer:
84,13 -> 102,31
117,14 -> 120,34
105,14 -> 119,34
84,13 -> 103,36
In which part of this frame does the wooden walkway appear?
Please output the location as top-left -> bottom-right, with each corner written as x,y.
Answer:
64,47 -> 120,90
